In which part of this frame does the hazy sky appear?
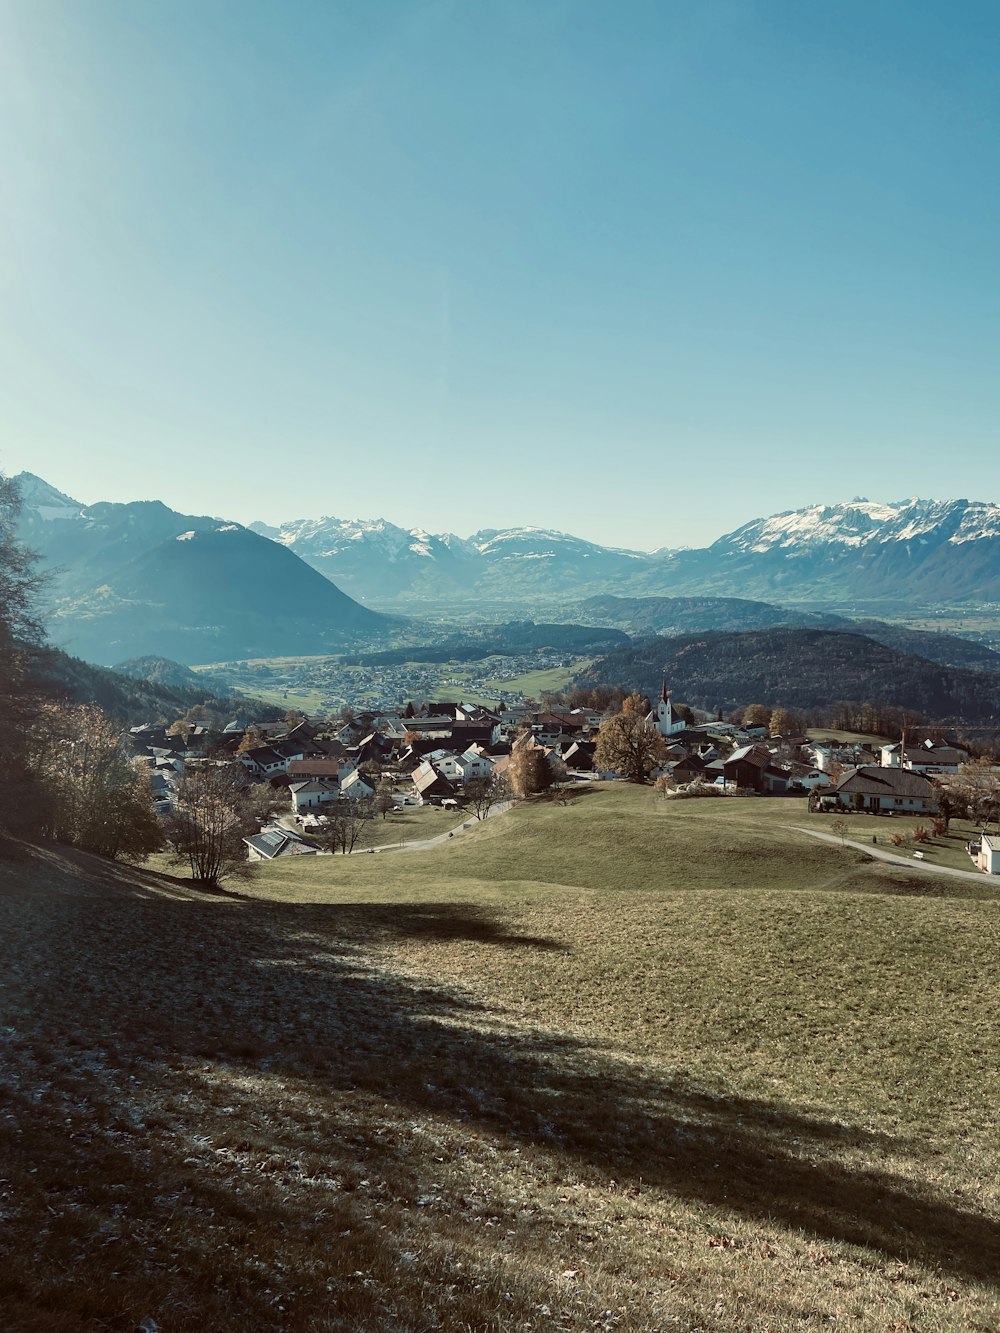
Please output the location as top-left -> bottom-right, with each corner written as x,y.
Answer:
1,0 -> 998,550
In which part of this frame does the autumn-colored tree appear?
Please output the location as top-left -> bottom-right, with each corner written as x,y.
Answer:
594,693 -> 670,784
36,703 -> 163,861
236,726 -> 263,755
742,704 -> 770,728
507,733 -> 555,798
768,707 -> 802,737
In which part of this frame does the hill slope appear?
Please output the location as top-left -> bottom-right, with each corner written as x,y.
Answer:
29,643 -> 282,726
3,793 -> 998,1329
578,627 -> 1000,721
17,473 -> 395,664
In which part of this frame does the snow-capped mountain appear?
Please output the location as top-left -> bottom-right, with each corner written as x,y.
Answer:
18,472 -> 1000,618
251,516 -> 654,602
672,497 -> 1000,603
248,515 -> 478,599
251,496 -> 1000,607
12,472 -> 82,521
716,499 -> 1000,555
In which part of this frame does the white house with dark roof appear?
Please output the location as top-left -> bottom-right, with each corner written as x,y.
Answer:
826,765 -> 939,814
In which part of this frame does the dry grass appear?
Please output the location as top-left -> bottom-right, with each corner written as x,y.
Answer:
2,788 -> 999,1331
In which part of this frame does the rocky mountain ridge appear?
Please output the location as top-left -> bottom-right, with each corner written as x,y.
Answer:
19,474 -> 1000,634
254,496 -> 1000,607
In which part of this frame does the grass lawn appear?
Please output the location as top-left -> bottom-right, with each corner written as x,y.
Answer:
348,802 -> 465,850
2,787 -> 999,1331
482,661 -> 591,700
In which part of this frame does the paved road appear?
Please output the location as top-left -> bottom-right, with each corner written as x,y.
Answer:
353,800 -> 516,855
792,826 -> 993,884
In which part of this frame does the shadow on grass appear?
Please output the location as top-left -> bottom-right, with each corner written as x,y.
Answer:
2,850 -> 998,1324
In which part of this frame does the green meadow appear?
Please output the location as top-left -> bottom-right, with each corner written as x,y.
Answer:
2,786 -> 998,1330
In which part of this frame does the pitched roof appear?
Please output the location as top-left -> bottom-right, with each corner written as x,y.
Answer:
287,759 -> 341,779
724,744 -> 772,769
243,825 -> 320,858
412,766 -> 454,795
836,766 -> 937,798
244,745 -> 286,766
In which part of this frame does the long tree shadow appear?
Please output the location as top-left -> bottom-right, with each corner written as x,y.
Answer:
2,858 -> 997,1321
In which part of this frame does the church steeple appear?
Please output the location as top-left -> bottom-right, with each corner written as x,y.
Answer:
655,676 -> 681,737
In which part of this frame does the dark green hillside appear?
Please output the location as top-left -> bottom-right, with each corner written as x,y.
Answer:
29,644 -> 282,727
113,655 -> 223,690
578,627 -> 1000,722
576,600 -> 1000,675
341,620 -> 629,667
576,593 -> 846,634
48,527 -> 397,665
849,620 -> 1000,673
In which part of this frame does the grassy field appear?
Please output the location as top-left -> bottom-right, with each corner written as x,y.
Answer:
2,788 -> 999,1331
481,662 -> 589,700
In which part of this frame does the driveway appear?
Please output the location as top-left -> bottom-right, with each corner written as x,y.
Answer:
792,826 -> 992,884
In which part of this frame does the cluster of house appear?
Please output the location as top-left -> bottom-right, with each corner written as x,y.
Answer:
125,684 -> 999,871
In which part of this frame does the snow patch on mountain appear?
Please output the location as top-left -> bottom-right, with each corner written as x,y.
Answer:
14,471 -> 82,520
720,498 -> 1000,554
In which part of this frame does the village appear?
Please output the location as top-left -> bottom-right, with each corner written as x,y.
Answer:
124,679 -> 1000,875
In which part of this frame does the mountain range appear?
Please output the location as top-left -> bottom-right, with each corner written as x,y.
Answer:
16,474 -> 1000,676
252,498 -> 1000,608
16,474 -> 393,665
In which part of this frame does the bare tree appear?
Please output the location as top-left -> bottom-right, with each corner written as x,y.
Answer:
164,765 -> 259,887
0,473 -> 49,838
320,798 -> 375,853
465,772 -> 509,820
938,759 -> 1000,834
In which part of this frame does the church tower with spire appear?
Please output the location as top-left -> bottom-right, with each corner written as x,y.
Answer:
654,677 -> 685,737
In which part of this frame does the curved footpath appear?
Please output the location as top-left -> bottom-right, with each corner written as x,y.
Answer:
353,800 -> 515,855
792,826 -> 994,884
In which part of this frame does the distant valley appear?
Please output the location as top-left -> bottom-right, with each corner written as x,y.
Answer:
16,473 -> 1000,727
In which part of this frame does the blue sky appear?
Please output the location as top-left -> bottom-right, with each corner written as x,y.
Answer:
1,0 -> 998,549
